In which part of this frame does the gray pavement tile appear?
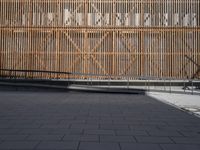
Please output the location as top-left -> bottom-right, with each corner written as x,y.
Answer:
116,130 -> 148,136
147,129 -> 183,137
0,124 -> 13,129
0,129 -> 21,135
4,120 -> 35,124
100,135 -> 136,142
79,142 -> 120,150
36,141 -> 78,149
160,144 -> 200,150
0,135 -> 28,141
140,121 -> 168,126
166,122 -> 197,126
26,134 -> 64,141
130,125 -> 159,130
100,124 -> 129,130
184,126 -> 200,132
49,129 -> 83,135
84,130 -> 115,135
63,135 -> 99,142
33,120 -> 62,124
0,141 -> 39,149
12,123 -> 42,129
112,120 -> 136,125
76,116 -> 98,120
46,116 -> 75,120
171,137 -> 200,144
60,120 -> 86,124
18,128 -> 51,134
70,124 -> 99,129
179,131 -> 200,137
135,136 -> 174,144
86,120 -> 113,124
157,125 -> 188,131
40,124 -> 70,129
105,116 -> 124,119
120,143 -> 162,150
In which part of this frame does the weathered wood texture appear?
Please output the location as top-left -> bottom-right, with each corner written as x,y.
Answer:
0,0 -> 200,80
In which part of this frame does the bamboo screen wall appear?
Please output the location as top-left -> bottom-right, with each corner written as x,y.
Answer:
0,0 -> 200,80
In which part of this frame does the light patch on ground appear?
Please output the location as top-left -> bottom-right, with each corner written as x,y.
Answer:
147,92 -> 200,117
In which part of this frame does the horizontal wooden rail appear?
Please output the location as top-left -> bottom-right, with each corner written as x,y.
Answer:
0,69 -> 71,75
0,68 -> 197,81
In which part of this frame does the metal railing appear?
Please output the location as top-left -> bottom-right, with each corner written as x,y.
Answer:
0,68 -> 200,95
184,55 -> 200,79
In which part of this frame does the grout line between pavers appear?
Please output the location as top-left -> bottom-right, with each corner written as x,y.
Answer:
145,130 -> 151,136
118,142 -> 122,150
128,124 -> 131,130
33,140 -> 42,150
38,124 -> 43,129
68,123 -> 72,129
168,136 -> 177,144
98,135 -> 100,143
114,129 -> 117,136
133,135 -> 138,143
0,140 -> 4,144
82,129 -> 85,136
15,128 -> 23,135
177,130 -> 186,137
158,144 -> 165,150
77,141 -> 81,150
24,134 -> 31,140
60,134 -> 66,141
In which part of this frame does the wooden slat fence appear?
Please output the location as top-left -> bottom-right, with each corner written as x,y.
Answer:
0,0 -> 200,80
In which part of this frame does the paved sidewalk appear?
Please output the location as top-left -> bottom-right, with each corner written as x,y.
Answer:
148,92 -> 200,117
0,91 -> 200,150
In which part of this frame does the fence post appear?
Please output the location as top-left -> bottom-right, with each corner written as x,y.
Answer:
127,76 -> 129,90
192,80 -> 194,95
183,79 -> 186,93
